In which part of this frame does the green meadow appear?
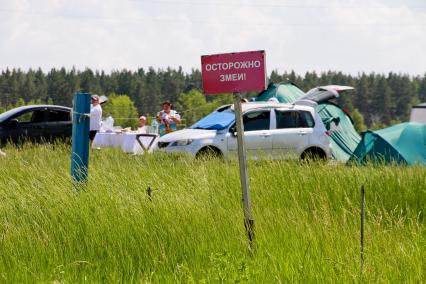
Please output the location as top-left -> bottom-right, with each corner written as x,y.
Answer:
0,144 -> 424,283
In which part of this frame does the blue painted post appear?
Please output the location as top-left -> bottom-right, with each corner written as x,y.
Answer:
71,92 -> 91,185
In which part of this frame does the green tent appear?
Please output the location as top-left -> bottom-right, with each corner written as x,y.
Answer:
254,83 -> 361,161
349,122 -> 426,165
254,82 -> 305,103
315,103 -> 361,161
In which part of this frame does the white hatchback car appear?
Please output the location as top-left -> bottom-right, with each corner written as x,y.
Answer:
157,102 -> 331,160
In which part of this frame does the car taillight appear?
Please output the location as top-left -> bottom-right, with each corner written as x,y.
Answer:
325,131 -> 331,136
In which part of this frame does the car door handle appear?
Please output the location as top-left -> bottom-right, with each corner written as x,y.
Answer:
299,131 -> 307,135
261,132 -> 271,137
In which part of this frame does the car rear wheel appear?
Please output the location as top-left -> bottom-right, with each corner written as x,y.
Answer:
301,147 -> 327,162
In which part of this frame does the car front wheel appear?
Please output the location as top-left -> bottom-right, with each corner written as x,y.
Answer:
196,146 -> 223,160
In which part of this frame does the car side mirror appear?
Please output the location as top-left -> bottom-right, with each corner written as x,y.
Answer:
8,119 -> 18,129
229,126 -> 237,137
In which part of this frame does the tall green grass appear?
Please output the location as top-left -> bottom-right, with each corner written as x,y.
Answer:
0,144 -> 424,283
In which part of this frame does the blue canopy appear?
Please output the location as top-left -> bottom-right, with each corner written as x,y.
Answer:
191,109 -> 235,130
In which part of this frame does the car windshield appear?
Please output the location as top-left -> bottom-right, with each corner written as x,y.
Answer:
190,107 -> 235,130
0,108 -> 24,123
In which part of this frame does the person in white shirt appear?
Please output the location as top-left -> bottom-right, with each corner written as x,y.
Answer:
90,94 -> 102,141
137,115 -> 148,133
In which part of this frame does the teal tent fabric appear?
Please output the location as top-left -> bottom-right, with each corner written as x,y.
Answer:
254,83 -> 305,103
349,122 -> 426,165
315,103 -> 361,161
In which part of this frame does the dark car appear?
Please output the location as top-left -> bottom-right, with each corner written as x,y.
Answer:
0,105 -> 72,146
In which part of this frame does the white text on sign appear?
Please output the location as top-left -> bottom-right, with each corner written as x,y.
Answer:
204,60 -> 261,71
219,73 -> 247,82
200,50 -> 266,94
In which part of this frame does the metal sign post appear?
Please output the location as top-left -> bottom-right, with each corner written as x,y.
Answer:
71,92 -> 91,186
200,50 -> 267,248
234,92 -> 255,246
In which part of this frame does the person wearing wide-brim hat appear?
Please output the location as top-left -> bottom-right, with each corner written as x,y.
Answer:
90,94 -> 103,141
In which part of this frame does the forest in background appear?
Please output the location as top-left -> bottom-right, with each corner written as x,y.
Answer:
0,67 -> 425,129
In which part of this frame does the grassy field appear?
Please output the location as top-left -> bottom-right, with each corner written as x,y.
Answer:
0,144 -> 424,283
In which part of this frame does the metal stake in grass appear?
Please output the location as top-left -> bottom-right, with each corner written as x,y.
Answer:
233,92 -> 255,248
147,187 -> 152,201
360,185 -> 365,276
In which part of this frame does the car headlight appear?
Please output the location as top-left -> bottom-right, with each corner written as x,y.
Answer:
171,139 -> 193,146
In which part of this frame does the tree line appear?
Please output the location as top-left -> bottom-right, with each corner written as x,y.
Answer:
0,67 -> 425,129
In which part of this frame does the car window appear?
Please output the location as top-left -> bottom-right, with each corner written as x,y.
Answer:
276,110 -> 315,128
13,110 -> 45,123
299,111 -> 315,127
14,111 -> 34,123
31,110 -> 46,123
243,110 -> 270,131
48,110 -> 71,122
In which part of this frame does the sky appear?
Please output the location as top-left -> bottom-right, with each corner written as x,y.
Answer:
0,0 -> 425,75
